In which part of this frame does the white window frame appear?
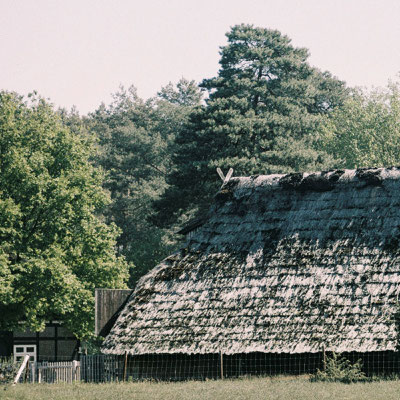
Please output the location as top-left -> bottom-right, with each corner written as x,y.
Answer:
13,344 -> 36,362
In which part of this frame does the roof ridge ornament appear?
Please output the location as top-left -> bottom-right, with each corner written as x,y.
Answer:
217,168 -> 233,184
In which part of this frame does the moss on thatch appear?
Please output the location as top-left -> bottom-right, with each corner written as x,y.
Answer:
103,168 -> 400,355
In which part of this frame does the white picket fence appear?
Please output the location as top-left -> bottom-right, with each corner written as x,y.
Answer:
36,360 -> 80,383
16,360 -> 81,384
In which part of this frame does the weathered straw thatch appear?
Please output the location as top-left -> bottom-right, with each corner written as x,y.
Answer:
102,168 -> 400,355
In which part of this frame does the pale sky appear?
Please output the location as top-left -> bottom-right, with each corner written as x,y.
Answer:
1,0 -> 400,114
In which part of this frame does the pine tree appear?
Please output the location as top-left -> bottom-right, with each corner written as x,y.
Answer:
154,24 -> 348,227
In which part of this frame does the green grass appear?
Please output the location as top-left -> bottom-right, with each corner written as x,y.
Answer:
2,376 -> 400,400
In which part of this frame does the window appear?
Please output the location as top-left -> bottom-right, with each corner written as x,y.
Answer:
13,344 -> 36,362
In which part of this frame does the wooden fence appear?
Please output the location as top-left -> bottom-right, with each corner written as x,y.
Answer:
20,360 -> 81,383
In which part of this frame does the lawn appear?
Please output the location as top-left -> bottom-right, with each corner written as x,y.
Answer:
3,377 -> 400,400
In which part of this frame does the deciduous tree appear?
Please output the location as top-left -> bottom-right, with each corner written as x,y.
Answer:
318,80 -> 400,168
89,81 -> 202,285
0,92 -> 129,338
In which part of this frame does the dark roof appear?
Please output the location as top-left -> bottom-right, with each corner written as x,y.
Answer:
177,216 -> 208,235
102,168 -> 400,355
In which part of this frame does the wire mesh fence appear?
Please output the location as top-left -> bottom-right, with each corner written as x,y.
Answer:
80,351 -> 400,383
8,351 -> 400,384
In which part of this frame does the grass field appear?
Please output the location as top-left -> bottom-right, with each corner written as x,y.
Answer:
2,377 -> 400,400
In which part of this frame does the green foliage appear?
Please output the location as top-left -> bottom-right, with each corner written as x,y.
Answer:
154,24 -> 348,227
0,91 -> 129,338
88,80 -> 202,285
81,335 -> 104,355
0,357 -> 20,385
312,353 -> 367,384
157,78 -> 202,106
318,80 -> 400,168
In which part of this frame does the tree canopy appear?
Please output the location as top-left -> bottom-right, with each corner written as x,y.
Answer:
88,81 -> 202,285
317,80 -> 400,168
5,23 -> 400,340
0,92 -> 129,338
153,24 -> 348,227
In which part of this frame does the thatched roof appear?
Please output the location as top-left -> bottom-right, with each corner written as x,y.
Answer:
102,168 -> 400,355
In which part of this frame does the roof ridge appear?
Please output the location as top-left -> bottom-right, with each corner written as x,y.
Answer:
219,167 -> 400,194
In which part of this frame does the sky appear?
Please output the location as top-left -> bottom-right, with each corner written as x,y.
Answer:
1,0 -> 400,114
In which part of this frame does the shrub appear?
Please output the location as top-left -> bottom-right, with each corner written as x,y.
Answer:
0,357 -> 20,385
312,352 -> 368,383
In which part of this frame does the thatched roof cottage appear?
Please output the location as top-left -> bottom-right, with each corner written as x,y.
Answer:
102,168 -> 400,376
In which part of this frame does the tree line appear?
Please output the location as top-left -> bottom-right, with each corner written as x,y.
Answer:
1,24 -> 400,339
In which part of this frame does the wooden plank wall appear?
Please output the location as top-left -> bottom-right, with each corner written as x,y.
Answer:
95,289 -> 132,336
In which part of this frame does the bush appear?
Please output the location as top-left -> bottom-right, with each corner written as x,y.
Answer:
0,357 -> 20,385
82,335 -> 104,355
312,352 -> 368,384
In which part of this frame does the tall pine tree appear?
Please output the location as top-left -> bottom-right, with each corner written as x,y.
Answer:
154,24 -> 348,227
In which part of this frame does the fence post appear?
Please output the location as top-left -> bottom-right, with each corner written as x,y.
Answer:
322,345 -> 326,371
72,360 -> 78,382
13,355 -> 30,385
38,366 -> 41,384
31,362 -> 35,383
24,359 -> 30,383
123,351 -> 128,382
220,350 -> 224,379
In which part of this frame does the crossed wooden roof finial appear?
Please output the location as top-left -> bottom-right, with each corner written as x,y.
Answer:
216,168 -> 233,184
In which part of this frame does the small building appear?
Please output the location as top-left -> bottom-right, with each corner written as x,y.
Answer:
0,289 -> 131,362
102,168 -> 400,378
0,322 -> 79,362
